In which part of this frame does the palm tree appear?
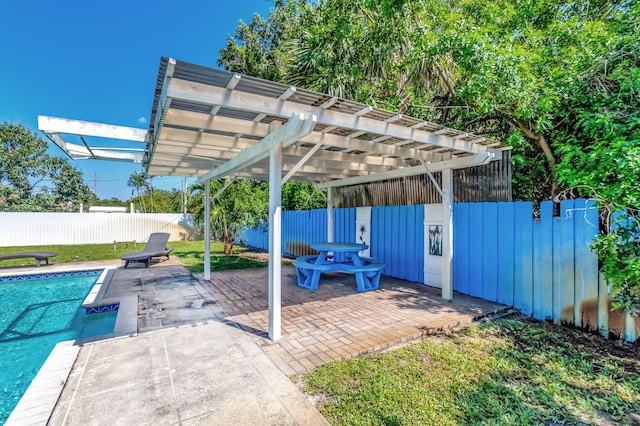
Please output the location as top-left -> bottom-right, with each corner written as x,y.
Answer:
189,179 -> 268,255
127,171 -> 149,213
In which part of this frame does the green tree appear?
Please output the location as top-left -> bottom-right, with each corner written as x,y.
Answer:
282,182 -> 326,210
554,10 -> 640,314
221,0 -> 634,202
0,122 -> 97,211
98,197 -> 128,208
127,171 -> 149,213
218,0 -> 311,82
128,188 -> 183,214
0,122 -> 50,197
189,179 -> 268,254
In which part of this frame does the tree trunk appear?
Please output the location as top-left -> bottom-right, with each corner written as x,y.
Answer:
227,235 -> 235,255
512,119 -> 559,200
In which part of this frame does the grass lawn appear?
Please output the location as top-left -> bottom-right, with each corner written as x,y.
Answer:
302,316 -> 640,425
0,240 -> 270,272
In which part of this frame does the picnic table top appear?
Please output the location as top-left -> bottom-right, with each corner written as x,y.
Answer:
310,242 -> 368,252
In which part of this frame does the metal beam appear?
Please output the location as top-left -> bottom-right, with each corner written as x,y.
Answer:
282,143 -> 323,184
196,114 -> 315,183
161,110 -> 447,163
316,153 -> 494,188
204,180 -> 211,280
153,58 -> 176,136
44,133 -> 143,162
154,134 -> 411,170
166,78 -> 501,157
441,169 -> 453,301
212,178 -> 236,201
38,116 -> 148,142
268,121 -> 283,341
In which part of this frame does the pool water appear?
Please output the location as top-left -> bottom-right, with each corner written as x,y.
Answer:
0,271 -> 116,424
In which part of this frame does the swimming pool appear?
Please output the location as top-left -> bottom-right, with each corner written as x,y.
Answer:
0,270 -> 116,424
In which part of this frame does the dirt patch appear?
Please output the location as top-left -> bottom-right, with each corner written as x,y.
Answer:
238,249 -> 293,263
505,315 -> 640,376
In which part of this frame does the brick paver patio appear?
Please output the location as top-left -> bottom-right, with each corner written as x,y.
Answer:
198,265 -> 508,375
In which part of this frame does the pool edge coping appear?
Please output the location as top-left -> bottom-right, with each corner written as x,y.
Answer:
5,267 -> 139,426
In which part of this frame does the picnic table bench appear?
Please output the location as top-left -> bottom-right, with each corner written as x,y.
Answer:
293,243 -> 385,292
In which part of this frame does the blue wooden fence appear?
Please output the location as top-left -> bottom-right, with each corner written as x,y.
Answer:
242,199 -> 637,341
243,208 -> 355,258
371,205 -> 424,283
453,199 -> 600,328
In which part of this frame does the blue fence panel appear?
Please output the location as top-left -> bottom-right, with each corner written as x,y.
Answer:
559,199 -> 576,323
552,205 -> 562,322
536,201 -> 555,320
482,203 -> 499,302
453,203 -> 470,295
580,199 -> 600,328
467,203 -> 484,298
405,205 -> 425,283
370,205 -> 424,282
573,200 -> 587,323
371,206 -> 392,276
514,202 -> 534,315
497,202 -> 515,306
333,208 -> 356,262
248,208 -> 356,257
243,225 -> 269,250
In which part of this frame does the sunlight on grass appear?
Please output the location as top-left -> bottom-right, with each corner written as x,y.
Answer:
169,240 -> 268,273
0,240 -> 270,272
303,318 -> 640,425
0,243 -> 137,265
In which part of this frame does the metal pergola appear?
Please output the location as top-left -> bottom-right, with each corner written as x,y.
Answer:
39,57 -> 509,341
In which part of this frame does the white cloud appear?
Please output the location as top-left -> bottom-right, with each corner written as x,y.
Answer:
137,116 -> 147,124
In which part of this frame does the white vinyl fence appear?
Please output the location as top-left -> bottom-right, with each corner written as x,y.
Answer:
0,213 -> 195,246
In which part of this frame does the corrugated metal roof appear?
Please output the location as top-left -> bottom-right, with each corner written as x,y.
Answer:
39,57 -> 509,187
143,57 -> 508,186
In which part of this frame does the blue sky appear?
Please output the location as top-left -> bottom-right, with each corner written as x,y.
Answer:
0,0 -> 273,200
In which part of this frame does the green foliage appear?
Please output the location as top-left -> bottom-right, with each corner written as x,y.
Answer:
189,179 -> 268,254
555,19 -> 640,313
168,240 -> 269,273
130,188 -> 184,214
217,0 -> 312,81
98,197 -> 128,208
0,122 -> 49,196
0,122 -> 97,211
303,317 -> 640,424
127,171 -> 150,212
219,0 -> 636,201
282,182 -> 326,210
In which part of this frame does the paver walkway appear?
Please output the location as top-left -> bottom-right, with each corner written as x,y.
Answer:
199,266 -> 508,375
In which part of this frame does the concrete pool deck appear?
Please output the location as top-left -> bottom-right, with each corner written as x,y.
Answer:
47,260 -> 328,425
4,259 -> 328,425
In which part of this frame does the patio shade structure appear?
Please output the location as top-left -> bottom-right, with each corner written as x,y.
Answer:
39,57 -> 509,341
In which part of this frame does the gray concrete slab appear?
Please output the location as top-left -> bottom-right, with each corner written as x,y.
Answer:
47,262 -> 328,426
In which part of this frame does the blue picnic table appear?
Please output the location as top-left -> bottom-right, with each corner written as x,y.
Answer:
292,242 -> 385,292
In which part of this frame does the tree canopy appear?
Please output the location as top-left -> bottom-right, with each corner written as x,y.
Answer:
0,122 -> 97,211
